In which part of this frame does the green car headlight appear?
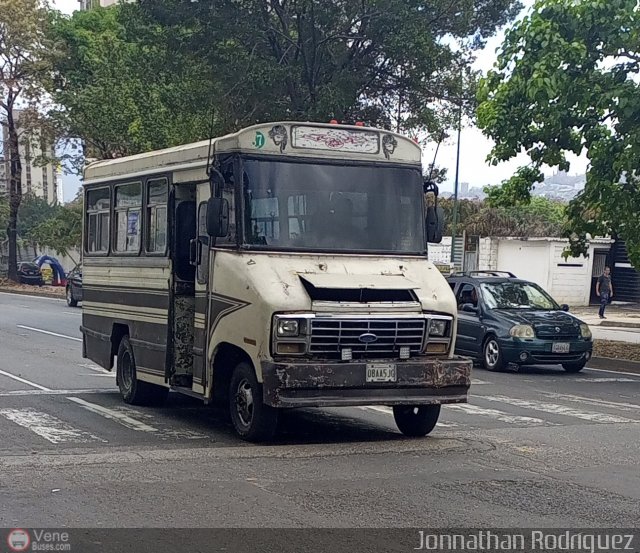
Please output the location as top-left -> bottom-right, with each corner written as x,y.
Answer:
580,323 -> 592,339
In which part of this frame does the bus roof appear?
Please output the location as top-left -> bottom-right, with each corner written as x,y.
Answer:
83,122 -> 422,184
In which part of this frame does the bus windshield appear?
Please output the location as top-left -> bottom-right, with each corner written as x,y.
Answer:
242,159 -> 425,253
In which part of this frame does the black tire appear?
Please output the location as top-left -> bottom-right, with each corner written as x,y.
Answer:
117,335 -> 168,406
229,361 -> 279,442
482,336 -> 505,372
393,405 -> 441,437
562,360 -> 587,373
66,286 -> 78,307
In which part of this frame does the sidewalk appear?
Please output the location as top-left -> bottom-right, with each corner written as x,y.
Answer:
571,303 -> 640,329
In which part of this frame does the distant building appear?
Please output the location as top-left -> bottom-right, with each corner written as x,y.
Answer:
460,181 -> 469,195
79,0 -> 125,9
1,110 -> 63,205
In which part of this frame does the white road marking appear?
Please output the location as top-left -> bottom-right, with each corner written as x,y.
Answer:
112,406 -> 207,439
545,393 -> 640,413
481,395 -> 637,424
573,378 -> 638,383
67,397 -> 159,433
63,311 -> 80,315
79,364 -> 116,377
471,378 -> 489,385
358,406 -> 458,427
0,389 -> 117,397
448,403 -> 553,426
0,369 -> 51,391
0,291 -> 64,302
584,367 -> 640,378
16,325 -> 81,342
0,408 -> 105,444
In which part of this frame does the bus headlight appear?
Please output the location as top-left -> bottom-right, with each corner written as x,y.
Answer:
429,319 -> 448,337
276,318 -> 301,337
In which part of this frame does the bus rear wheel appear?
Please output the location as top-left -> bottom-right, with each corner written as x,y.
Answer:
117,336 -> 168,406
393,405 -> 441,437
229,361 -> 279,442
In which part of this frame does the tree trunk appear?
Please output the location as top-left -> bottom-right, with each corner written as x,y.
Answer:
7,108 -> 23,283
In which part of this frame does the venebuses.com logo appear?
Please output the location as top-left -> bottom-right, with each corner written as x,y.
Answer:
5,529 -> 71,552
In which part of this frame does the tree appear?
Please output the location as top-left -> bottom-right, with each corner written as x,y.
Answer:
439,196 -> 566,237
136,0 -> 522,137
477,0 -> 640,267
46,6 -> 213,169
29,199 -> 82,265
0,0 -> 51,281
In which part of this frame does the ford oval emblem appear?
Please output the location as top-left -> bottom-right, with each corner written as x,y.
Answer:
359,333 -> 378,344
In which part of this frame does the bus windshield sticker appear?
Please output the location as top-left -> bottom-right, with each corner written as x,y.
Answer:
291,126 -> 380,154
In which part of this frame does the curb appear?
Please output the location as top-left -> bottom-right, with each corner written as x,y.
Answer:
587,356 -> 640,374
0,288 -> 65,300
600,320 -> 640,329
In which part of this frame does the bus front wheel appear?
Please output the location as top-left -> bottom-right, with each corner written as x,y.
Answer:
117,336 -> 168,406
229,361 -> 279,442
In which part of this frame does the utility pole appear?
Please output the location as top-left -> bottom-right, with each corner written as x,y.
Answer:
450,100 -> 462,265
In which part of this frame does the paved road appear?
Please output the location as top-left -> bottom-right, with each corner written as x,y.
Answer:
1,291 -> 639,529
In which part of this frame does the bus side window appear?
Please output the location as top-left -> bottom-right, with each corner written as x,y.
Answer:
147,178 -> 168,254
86,187 -> 110,254
114,182 -> 142,253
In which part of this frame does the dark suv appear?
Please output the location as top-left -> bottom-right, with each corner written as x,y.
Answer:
447,272 -> 593,373
66,266 -> 82,307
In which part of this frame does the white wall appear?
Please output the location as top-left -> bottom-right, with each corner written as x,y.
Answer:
478,237 -> 612,307
497,241 -> 550,288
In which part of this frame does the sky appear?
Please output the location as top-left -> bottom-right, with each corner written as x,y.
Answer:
53,0 -> 587,200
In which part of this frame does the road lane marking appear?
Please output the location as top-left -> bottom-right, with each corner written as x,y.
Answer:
448,403 -> 553,426
358,406 -> 458,427
545,393 -> 640,413
0,389 -> 117,397
0,408 -> 105,444
480,395 -> 637,424
67,397 -> 159,433
79,363 -> 116,378
573,378 -> 638,383
0,291 -> 64,302
16,325 -> 81,342
471,378 -> 489,385
111,406 -> 208,439
0,369 -> 51,391
584,367 -> 640,378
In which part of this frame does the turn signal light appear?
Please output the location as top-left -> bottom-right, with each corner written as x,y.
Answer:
425,343 -> 447,354
276,343 -> 306,355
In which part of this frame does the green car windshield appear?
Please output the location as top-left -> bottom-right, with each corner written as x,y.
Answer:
481,282 -> 559,310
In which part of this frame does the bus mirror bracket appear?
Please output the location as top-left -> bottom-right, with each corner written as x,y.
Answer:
424,179 -> 444,244
207,197 -> 229,238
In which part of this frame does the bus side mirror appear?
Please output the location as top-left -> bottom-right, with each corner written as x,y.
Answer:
426,206 -> 445,244
207,197 -> 229,238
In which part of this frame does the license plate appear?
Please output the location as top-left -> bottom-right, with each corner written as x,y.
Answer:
366,363 -> 397,383
552,342 -> 570,353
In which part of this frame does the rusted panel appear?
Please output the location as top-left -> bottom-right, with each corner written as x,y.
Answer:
262,356 -> 472,408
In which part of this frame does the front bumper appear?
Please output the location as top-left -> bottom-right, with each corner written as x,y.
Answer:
500,338 -> 592,365
261,356 -> 472,408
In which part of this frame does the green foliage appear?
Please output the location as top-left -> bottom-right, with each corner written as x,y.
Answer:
46,6 -> 213,168
17,194 -> 58,240
0,195 -> 8,238
439,196 -> 567,237
28,200 -> 82,262
477,0 -> 640,267
45,0 -> 521,167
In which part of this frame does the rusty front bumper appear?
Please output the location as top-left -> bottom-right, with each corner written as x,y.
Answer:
261,356 -> 472,408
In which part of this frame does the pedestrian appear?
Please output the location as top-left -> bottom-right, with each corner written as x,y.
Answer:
596,266 -> 614,319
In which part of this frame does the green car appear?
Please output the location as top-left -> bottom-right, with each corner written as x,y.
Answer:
447,272 -> 593,373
